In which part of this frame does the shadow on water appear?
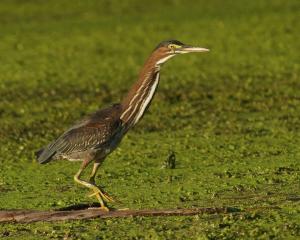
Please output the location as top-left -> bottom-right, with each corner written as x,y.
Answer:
57,202 -> 100,211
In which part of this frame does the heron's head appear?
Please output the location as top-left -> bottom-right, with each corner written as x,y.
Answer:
153,40 -> 209,66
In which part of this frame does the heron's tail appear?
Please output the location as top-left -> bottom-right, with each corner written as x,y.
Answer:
35,144 -> 56,164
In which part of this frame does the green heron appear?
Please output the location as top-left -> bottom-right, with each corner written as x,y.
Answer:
36,40 -> 209,211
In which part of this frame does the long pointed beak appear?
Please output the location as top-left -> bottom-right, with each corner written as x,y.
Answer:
176,45 -> 209,54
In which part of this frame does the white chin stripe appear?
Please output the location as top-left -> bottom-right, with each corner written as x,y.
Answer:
156,55 -> 175,65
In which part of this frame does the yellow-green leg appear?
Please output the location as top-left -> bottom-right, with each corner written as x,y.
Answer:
74,160 -> 110,211
89,162 -> 101,184
88,162 -> 115,203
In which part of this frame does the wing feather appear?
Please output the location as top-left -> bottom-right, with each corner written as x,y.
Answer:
37,104 -> 122,164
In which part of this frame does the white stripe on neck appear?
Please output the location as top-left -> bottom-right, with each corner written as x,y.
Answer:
120,71 -> 153,120
133,72 -> 160,124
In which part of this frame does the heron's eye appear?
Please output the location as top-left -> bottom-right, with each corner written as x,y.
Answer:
168,44 -> 179,50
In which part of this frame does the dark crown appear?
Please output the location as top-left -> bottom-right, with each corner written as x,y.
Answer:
154,40 -> 184,50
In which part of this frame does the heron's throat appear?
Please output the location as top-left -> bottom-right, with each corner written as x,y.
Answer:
120,62 -> 161,129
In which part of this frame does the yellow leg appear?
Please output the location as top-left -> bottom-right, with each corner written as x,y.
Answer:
74,161 -> 110,211
88,162 -> 115,203
89,162 -> 101,184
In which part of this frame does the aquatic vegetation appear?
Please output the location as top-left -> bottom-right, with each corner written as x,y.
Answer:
0,0 -> 299,239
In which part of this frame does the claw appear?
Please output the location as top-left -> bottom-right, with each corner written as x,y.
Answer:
88,187 -> 116,203
99,191 -> 115,203
88,191 -> 99,198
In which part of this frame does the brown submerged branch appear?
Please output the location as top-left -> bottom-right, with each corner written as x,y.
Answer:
0,207 -> 238,223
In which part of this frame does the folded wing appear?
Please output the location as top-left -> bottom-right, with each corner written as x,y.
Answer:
36,104 -> 122,164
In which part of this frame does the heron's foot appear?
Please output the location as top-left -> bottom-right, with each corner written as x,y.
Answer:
88,186 -> 115,203
91,189 -> 110,211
